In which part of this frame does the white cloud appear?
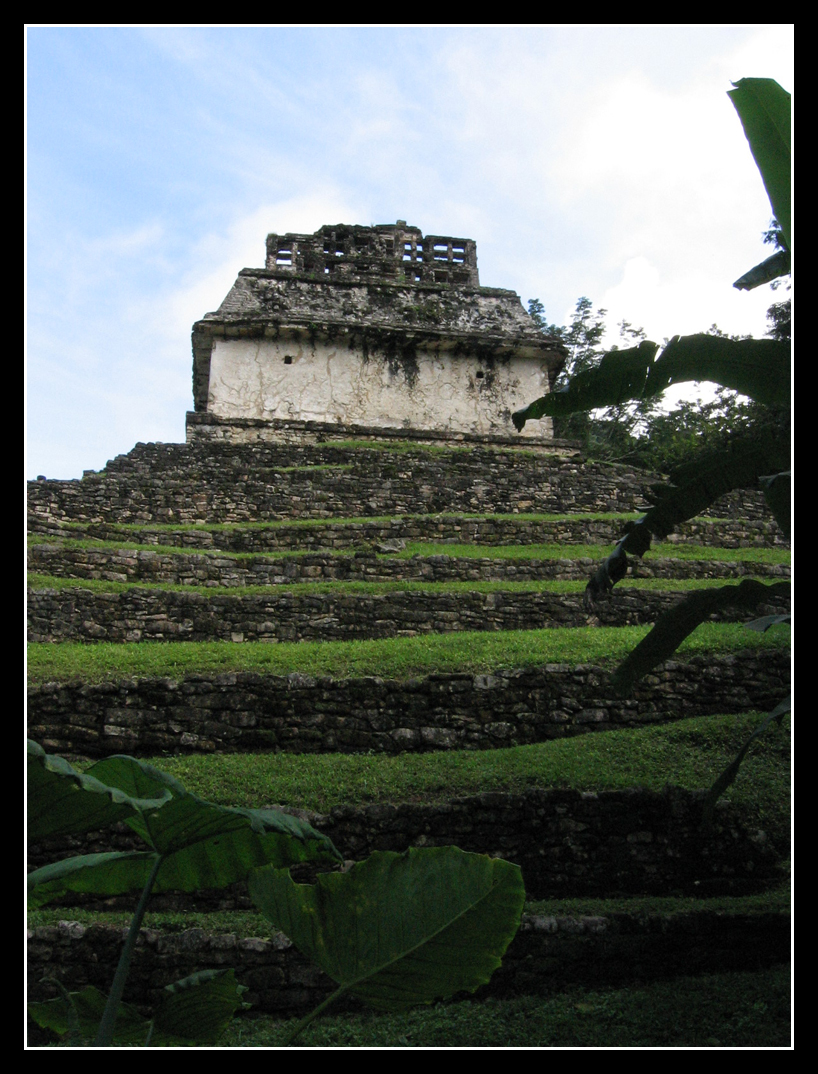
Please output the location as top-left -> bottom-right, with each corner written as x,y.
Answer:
26,26 -> 791,478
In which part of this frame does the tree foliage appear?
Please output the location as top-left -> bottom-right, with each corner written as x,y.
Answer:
527,300 -> 790,476
528,297 -> 659,457
515,78 -> 791,807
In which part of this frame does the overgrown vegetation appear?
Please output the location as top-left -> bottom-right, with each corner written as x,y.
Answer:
28,711 -> 791,1045
29,743 -> 526,1046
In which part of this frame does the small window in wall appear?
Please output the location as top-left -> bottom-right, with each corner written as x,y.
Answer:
276,246 -> 293,266
475,369 -> 485,379
284,355 -> 294,365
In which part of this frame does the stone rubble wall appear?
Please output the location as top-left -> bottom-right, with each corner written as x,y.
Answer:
27,905 -> 789,1022
27,513 -> 787,552
28,544 -> 790,587
27,650 -> 790,758
27,440 -> 782,528
28,785 -> 786,907
26,583 -> 791,646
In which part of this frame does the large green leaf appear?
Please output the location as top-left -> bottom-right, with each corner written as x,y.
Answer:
249,847 -> 525,1011
584,433 -> 790,606
28,985 -> 149,1045
728,78 -> 791,252
733,249 -> 791,291
27,851 -> 159,908
701,694 -> 791,827
152,970 -> 250,1045
28,754 -> 341,906
759,471 -> 791,538
28,971 -> 248,1046
88,755 -> 339,862
611,579 -> 791,693
513,336 -> 789,430
27,740 -> 172,840
645,336 -> 790,405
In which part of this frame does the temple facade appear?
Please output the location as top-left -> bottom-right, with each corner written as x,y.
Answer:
187,221 -> 565,443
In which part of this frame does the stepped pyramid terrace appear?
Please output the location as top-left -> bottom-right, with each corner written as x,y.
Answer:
27,221 -> 790,1038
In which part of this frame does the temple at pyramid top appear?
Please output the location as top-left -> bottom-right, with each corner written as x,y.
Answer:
187,221 -> 565,444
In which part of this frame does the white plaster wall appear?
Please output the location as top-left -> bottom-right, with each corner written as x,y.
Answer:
207,338 -> 553,438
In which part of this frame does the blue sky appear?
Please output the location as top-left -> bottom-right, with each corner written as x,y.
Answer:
26,25 -> 793,479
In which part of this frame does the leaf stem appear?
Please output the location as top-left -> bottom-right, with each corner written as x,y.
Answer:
94,853 -> 164,1047
283,985 -> 348,1046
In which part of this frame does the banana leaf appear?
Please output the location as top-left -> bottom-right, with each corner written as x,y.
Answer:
611,579 -> 791,693
728,78 -> 791,252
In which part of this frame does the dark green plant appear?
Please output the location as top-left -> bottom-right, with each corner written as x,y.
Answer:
27,743 -> 525,1048
27,740 -> 340,1046
28,972 -> 250,1047
513,78 -> 791,806
248,846 -> 525,1045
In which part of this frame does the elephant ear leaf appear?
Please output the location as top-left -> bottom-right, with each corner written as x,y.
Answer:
249,846 -> 525,1013
28,971 -> 249,1046
28,750 -> 342,907
28,985 -> 149,1045
150,970 -> 250,1045
27,740 -> 172,841
727,78 -> 791,253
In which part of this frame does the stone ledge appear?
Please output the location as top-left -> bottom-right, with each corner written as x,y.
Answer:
27,650 -> 791,759
29,785 -> 788,902
27,907 -> 790,1019
26,585 -> 791,645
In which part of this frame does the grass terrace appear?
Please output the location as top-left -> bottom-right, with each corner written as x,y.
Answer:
26,621 -> 790,685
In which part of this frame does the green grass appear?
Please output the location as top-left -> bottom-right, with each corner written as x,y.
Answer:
30,968 -> 791,1047
398,541 -> 791,563
27,879 -> 791,938
215,969 -> 791,1047
28,533 -> 791,567
26,622 -> 789,686
25,572 -> 787,598
126,711 -> 790,844
27,537 -> 357,559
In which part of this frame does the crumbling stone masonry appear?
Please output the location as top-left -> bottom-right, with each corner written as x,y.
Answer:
189,221 -> 565,443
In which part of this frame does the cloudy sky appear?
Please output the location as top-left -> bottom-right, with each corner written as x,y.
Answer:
25,25 -> 793,480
